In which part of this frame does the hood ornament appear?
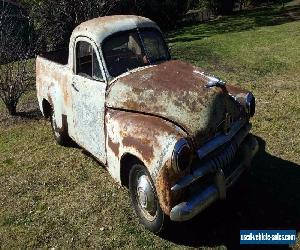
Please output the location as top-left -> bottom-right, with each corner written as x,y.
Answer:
193,70 -> 226,88
205,75 -> 226,88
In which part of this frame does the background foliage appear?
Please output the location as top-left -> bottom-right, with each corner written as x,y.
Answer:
19,0 -> 284,51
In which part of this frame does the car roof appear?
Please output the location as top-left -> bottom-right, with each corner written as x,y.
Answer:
72,15 -> 160,44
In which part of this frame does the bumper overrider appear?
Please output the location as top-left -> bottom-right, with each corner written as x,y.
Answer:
169,122 -> 259,222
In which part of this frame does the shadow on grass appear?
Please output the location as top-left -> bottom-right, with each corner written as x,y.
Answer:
168,5 -> 300,43
16,109 -> 43,120
0,108 -> 43,126
162,136 -> 300,249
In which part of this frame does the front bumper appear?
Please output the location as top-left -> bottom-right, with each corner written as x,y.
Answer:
169,132 -> 259,222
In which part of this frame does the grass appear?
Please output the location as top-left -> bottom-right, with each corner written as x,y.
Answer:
1,3 -> 300,249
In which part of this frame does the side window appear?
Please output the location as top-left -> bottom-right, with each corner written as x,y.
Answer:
76,41 -> 103,81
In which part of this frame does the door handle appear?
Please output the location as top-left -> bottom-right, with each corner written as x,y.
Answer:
72,83 -> 79,92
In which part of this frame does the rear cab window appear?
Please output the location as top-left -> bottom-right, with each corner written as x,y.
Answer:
76,41 -> 103,81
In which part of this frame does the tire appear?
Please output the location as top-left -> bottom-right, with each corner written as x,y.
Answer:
50,108 -> 70,146
129,164 -> 166,233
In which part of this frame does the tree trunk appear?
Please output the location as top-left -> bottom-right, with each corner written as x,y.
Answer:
7,105 -> 17,116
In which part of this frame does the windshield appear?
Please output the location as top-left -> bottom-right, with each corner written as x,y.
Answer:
102,28 -> 170,77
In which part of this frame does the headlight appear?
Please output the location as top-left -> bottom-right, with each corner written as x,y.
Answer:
245,92 -> 255,117
172,138 -> 193,173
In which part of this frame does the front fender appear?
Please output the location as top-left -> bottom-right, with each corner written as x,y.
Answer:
105,109 -> 187,214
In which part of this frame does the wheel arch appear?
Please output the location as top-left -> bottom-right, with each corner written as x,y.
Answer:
120,153 -> 144,188
42,98 -> 52,118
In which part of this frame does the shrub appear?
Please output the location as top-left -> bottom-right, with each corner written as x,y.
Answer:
0,60 -> 33,116
0,1 -> 33,115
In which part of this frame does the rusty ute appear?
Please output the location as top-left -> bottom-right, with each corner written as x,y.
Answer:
36,15 -> 258,233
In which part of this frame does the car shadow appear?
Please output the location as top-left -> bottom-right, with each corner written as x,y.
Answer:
0,108 -> 43,126
161,136 -> 300,249
16,109 -> 43,120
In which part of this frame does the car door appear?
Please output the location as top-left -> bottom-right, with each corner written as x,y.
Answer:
71,37 -> 107,164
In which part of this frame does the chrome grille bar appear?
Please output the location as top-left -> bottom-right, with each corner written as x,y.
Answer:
197,119 -> 245,159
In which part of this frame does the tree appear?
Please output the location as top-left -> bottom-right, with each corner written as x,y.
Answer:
117,0 -> 188,29
22,0 -> 189,51
0,0 -> 33,115
22,0 -> 119,51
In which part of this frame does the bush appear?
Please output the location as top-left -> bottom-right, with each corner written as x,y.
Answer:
0,60 -> 33,116
0,1 -> 34,115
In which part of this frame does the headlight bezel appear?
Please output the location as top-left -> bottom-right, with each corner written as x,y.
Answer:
172,138 -> 193,173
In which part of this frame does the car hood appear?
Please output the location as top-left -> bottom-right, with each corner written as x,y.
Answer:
106,60 -> 241,146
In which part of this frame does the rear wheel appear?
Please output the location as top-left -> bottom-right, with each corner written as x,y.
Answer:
50,108 -> 70,146
129,164 -> 166,233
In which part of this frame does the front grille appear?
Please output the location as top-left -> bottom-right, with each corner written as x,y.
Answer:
171,123 -> 251,194
192,123 -> 251,177
207,141 -> 238,175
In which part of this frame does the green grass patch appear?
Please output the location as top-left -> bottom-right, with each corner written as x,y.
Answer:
169,4 -> 300,82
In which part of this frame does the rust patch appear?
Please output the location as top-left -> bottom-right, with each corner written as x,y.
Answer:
226,84 -> 248,96
122,100 -> 148,111
113,60 -> 210,93
108,135 -> 120,158
61,74 -> 71,107
122,136 -> 154,163
110,109 -> 181,137
155,159 -> 185,215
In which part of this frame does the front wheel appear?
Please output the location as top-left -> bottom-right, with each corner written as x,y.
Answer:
129,164 -> 166,233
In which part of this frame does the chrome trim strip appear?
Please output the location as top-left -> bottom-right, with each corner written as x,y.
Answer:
171,163 -> 214,192
170,185 -> 218,222
197,120 -> 246,159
